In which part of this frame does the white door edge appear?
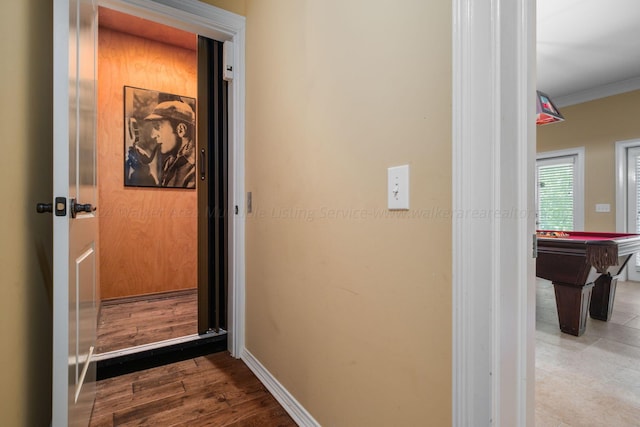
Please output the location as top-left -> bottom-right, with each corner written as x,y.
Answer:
52,1 -> 71,425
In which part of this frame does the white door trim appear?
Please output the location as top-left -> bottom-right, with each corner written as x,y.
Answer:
615,139 -> 640,282
98,0 -> 246,357
452,0 -> 536,425
615,139 -> 640,232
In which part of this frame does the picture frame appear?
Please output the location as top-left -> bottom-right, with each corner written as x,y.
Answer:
124,86 -> 197,189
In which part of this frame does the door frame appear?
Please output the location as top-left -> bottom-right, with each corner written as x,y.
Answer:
615,138 -> 640,281
452,0 -> 536,425
615,138 -> 640,231
98,0 -> 246,357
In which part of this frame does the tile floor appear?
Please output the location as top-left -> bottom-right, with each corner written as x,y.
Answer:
536,279 -> 640,426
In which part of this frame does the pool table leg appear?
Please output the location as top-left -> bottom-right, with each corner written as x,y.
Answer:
589,273 -> 617,321
552,281 -> 594,336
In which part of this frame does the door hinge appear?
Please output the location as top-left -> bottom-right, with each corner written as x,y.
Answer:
532,233 -> 538,258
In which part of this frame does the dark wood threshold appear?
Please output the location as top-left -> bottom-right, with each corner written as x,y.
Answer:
96,333 -> 227,380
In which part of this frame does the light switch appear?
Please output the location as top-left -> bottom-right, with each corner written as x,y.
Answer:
595,203 -> 610,213
388,165 -> 410,210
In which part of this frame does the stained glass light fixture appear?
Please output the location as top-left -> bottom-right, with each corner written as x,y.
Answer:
536,90 -> 564,125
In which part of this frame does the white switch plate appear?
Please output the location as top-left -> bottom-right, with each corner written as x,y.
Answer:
595,203 -> 610,213
388,165 -> 410,210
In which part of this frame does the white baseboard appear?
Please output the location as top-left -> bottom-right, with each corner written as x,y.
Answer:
241,348 -> 320,427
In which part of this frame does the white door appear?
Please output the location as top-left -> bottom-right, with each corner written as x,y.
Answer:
626,146 -> 640,281
53,0 -> 98,426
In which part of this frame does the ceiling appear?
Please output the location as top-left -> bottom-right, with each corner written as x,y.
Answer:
537,0 -> 640,107
99,7 -> 196,51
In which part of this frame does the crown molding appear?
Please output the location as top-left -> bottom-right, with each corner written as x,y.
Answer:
554,76 -> 640,107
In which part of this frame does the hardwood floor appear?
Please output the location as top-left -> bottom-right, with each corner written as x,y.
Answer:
536,279 -> 640,426
92,291 -> 283,425
89,352 -> 297,426
97,290 -> 198,354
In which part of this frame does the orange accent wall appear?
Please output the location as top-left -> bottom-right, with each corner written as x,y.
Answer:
97,27 -> 197,299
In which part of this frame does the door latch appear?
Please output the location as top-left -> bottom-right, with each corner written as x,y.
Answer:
36,197 -> 67,216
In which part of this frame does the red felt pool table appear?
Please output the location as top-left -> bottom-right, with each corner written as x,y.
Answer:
536,231 -> 640,336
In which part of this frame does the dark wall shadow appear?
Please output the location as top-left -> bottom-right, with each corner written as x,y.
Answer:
24,0 -> 54,425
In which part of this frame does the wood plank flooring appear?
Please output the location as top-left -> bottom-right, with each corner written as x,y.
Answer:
536,279 -> 640,426
89,352 -> 297,426
97,290 -> 198,354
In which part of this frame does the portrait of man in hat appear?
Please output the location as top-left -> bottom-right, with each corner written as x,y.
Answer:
144,100 -> 196,188
124,87 -> 196,189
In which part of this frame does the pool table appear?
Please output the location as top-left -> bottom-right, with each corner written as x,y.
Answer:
536,231 -> 640,336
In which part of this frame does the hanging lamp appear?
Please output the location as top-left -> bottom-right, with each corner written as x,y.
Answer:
536,90 -> 564,125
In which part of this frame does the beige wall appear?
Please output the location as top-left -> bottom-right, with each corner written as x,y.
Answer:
202,0 -> 246,16
0,0 -> 451,425
243,1 -> 452,425
0,1 -> 53,426
537,90 -> 640,231
98,28 -> 197,299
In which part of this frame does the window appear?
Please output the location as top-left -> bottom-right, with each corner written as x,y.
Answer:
536,148 -> 584,231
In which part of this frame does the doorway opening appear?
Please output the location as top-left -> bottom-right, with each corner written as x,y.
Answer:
93,6 -> 228,375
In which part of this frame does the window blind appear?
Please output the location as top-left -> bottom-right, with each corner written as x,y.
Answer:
537,161 -> 574,231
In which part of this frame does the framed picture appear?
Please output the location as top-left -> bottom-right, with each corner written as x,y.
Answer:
124,86 -> 196,188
